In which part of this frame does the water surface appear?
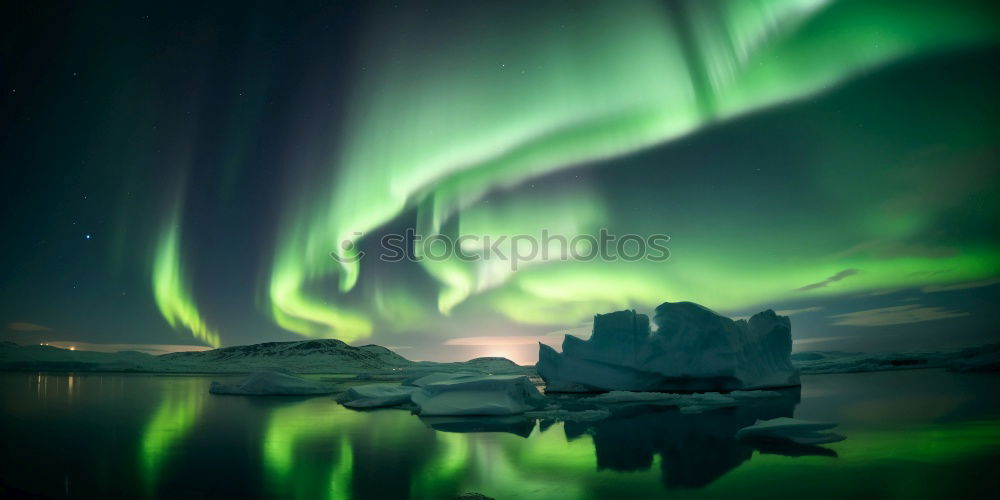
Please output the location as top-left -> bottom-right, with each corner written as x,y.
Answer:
1,369 -> 998,498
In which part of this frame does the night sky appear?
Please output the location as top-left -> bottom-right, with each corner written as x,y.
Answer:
2,0 -> 998,363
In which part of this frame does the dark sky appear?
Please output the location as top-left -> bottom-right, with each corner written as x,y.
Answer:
2,1 -> 998,363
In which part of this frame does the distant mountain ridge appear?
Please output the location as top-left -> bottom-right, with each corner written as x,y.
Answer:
0,338 -> 528,375
160,339 -> 412,371
2,339 -> 997,376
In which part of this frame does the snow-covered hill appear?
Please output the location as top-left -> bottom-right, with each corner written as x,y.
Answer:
160,339 -> 412,372
0,339 -> 531,375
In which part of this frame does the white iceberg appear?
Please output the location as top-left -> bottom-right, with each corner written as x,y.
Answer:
412,374 -> 547,416
338,373 -> 547,416
337,384 -> 418,408
735,417 -> 845,445
209,370 -> 335,395
538,302 -> 800,392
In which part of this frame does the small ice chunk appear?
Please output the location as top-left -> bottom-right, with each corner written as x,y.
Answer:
772,431 -> 846,445
209,370 -> 334,395
737,417 -> 836,435
736,417 -> 844,445
338,384 -> 417,408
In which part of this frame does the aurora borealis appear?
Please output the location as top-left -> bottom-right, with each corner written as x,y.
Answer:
2,0 -> 999,361
152,202 -> 221,348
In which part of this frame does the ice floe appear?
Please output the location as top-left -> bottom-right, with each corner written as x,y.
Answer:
337,383 -> 418,408
735,417 -> 845,445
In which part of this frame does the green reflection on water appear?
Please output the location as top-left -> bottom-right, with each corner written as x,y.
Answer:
682,420 -> 1000,499
139,378 -> 204,493
483,423 -> 595,498
329,438 -> 353,500
126,376 -> 999,499
408,421 -> 598,499
262,398 -> 363,500
407,416 -> 1000,499
409,431 -> 469,498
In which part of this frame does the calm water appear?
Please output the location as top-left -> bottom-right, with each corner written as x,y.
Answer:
1,369 -> 998,499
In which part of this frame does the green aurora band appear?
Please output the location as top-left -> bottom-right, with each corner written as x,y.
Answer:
260,0 -> 999,342
152,207 -> 222,348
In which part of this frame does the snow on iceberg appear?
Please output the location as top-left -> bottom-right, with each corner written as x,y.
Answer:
403,371 -> 482,387
735,417 -> 845,445
537,302 -> 800,392
337,384 -> 418,408
338,373 -> 547,416
412,374 -> 548,416
209,370 -> 335,395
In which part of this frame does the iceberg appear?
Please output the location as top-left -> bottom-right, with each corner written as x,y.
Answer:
337,384 -> 418,408
403,371 -> 481,387
735,417 -> 845,445
537,302 -> 800,392
412,374 -> 548,416
338,373 -> 547,416
209,370 -> 335,395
